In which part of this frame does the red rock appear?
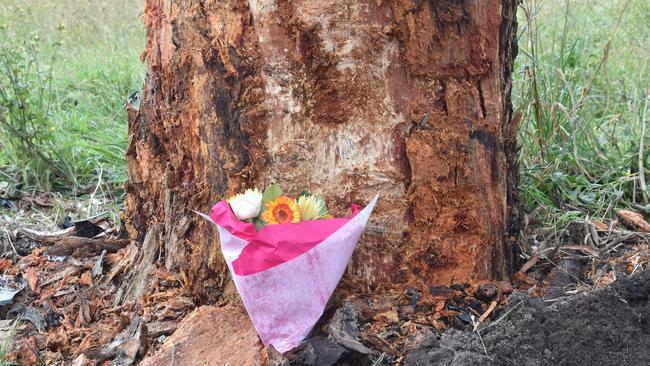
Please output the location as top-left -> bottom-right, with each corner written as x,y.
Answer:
140,305 -> 266,366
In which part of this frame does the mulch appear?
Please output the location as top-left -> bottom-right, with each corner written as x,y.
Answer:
0,194 -> 649,365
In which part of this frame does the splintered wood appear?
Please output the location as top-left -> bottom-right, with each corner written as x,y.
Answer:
2,214 -> 198,365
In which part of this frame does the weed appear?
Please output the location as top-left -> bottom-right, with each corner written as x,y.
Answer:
0,317 -> 20,365
1,0 -> 648,249
0,2 -> 143,193
0,22 -> 74,189
515,0 -> 650,247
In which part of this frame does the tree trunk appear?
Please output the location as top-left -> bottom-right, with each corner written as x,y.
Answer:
122,0 -> 520,305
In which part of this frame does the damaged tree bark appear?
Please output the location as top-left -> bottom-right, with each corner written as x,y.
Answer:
122,0 -> 520,304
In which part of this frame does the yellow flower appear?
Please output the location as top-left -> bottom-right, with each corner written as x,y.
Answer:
297,195 -> 328,220
262,196 -> 301,224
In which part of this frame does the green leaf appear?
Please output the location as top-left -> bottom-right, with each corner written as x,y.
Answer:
254,217 -> 265,231
579,191 -> 595,203
262,184 -> 282,203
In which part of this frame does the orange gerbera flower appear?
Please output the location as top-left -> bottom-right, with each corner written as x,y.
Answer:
262,196 -> 301,224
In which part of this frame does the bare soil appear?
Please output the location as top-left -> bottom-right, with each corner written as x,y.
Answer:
404,270 -> 650,366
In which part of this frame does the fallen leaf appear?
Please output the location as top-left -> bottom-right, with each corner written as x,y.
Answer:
373,310 -> 399,325
592,220 -> 609,231
0,259 -> 12,273
24,268 -> 39,292
434,301 -> 446,313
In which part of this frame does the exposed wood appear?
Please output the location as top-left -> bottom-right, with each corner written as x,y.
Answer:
145,320 -> 178,338
92,249 -> 107,278
83,316 -> 144,365
124,0 -> 521,303
18,227 -> 75,242
617,209 -> 650,233
45,237 -> 130,257
112,227 -> 160,305
477,300 -> 498,325
139,305 -> 266,366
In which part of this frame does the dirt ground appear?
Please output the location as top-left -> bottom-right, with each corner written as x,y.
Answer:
404,270 -> 650,366
2,194 -> 650,365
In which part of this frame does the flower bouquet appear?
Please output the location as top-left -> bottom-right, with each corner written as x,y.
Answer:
201,185 -> 377,352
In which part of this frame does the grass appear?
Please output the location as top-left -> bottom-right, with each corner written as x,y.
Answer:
0,317 -> 20,366
0,0 -> 648,240
0,1 -> 143,193
515,0 -> 650,245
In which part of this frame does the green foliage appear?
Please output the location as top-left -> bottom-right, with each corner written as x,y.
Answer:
0,22 -> 72,189
262,184 -> 283,203
516,0 -> 650,229
1,0 -> 648,246
0,2 -> 143,192
254,217 -> 265,232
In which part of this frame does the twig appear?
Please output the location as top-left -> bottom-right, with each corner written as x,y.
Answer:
86,165 -> 103,215
602,232 -> 645,252
639,97 -> 649,204
74,211 -> 109,224
479,301 -> 524,332
471,315 -> 489,356
17,226 -> 75,242
518,243 -> 552,274
24,338 -> 46,366
585,218 -> 600,246
92,250 -> 107,278
3,230 -> 18,257
372,352 -> 386,366
560,245 -> 600,257
478,301 -> 498,324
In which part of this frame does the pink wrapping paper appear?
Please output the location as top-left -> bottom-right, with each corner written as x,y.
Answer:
208,195 -> 378,352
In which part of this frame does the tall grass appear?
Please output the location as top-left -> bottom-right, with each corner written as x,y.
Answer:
0,1 -> 143,192
1,0 -> 648,233
515,0 -> 650,233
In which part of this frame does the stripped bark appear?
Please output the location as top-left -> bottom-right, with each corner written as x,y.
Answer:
123,0 -> 521,304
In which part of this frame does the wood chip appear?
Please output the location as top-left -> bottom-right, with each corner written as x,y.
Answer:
92,250 -> 107,278
616,210 -> 650,233
145,320 -> 177,338
83,316 -> 144,365
0,259 -> 13,273
586,219 -> 600,246
80,271 -> 93,286
24,267 -> 39,292
40,265 -> 82,287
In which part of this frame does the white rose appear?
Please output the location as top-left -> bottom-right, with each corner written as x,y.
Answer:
228,188 -> 263,221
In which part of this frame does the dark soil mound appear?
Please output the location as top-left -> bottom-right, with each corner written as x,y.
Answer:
405,270 -> 650,366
